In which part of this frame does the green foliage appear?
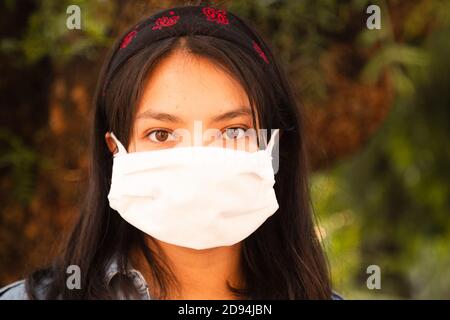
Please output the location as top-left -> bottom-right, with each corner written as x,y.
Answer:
0,130 -> 39,204
312,24 -> 450,298
0,0 -> 114,64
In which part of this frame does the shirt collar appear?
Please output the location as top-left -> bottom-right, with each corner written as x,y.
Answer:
104,255 -> 151,299
104,256 -> 122,285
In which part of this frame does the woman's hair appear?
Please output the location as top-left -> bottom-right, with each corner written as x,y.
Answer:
26,4 -> 331,299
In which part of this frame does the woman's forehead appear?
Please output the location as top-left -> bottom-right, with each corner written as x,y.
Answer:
136,51 -> 252,123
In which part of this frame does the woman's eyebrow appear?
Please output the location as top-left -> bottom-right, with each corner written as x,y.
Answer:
136,110 -> 183,123
136,106 -> 253,123
211,107 -> 253,123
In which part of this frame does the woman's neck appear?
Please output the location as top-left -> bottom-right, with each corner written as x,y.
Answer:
132,239 -> 245,300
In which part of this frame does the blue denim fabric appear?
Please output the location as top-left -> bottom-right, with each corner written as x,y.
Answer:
0,258 -> 151,300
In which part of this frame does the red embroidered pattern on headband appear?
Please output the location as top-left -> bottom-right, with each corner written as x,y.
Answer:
252,41 -> 269,64
152,11 -> 180,30
120,30 -> 138,49
202,7 -> 229,25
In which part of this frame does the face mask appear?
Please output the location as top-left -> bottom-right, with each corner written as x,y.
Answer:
107,129 -> 280,250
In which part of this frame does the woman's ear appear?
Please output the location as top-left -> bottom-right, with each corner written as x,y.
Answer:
105,132 -> 118,155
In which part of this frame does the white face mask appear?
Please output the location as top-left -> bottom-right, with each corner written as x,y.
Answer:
107,129 -> 280,250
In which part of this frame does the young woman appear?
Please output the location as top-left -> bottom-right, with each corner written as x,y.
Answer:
0,4 -> 340,300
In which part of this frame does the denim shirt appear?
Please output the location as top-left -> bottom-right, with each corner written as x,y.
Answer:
0,258 -> 343,300
0,258 -> 151,300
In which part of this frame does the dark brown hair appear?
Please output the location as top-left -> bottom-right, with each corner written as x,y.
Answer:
26,4 -> 332,300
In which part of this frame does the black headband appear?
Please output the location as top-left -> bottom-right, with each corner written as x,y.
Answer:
102,5 -> 271,96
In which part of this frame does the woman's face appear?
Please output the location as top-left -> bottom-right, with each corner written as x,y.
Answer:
106,50 -> 259,154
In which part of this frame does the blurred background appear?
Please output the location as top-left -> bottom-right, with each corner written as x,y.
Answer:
0,0 -> 449,299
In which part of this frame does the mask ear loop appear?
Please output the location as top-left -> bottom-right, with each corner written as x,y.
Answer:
265,129 -> 280,154
109,132 -> 128,157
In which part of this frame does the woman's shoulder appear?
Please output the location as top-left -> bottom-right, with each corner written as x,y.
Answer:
0,279 -> 29,300
331,291 -> 344,300
0,269 -> 54,300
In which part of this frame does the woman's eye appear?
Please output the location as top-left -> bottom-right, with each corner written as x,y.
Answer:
223,127 -> 247,140
147,130 -> 177,143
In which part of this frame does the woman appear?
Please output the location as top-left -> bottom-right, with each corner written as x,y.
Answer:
0,4 -> 340,300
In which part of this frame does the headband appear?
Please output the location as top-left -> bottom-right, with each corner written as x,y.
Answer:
102,5 -> 271,95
